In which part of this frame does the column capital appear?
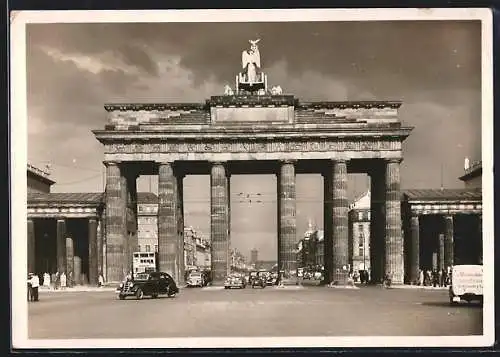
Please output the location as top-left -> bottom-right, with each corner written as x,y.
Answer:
56,218 -> 66,223
103,160 -> 121,167
386,158 -> 403,164
210,160 -> 227,166
331,158 -> 348,164
443,214 -> 454,221
156,160 -> 173,166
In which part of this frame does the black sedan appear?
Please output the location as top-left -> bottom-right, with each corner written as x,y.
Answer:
117,271 -> 179,300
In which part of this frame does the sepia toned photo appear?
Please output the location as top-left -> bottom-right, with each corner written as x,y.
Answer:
10,8 -> 494,349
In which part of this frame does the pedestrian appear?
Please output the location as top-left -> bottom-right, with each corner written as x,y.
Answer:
60,272 -> 67,290
432,270 -> 438,287
43,272 -> 50,289
425,270 -> 431,286
419,269 -> 424,286
51,272 -> 56,290
27,273 -> 33,301
98,274 -> 104,287
30,273 -> 40,301
68,271 -> 73,288
55,271 -> 60,290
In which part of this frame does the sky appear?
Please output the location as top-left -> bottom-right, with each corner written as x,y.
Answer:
26,20 -> 482,261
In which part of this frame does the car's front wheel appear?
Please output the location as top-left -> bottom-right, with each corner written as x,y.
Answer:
135,288 -> 144,300
118,294 -> 125,300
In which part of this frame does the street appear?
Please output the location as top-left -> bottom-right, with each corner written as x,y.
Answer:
28,285 -> 482,339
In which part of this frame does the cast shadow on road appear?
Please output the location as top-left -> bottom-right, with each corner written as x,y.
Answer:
420,301 -> 483,308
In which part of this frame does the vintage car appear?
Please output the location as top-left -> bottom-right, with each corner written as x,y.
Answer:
117,271 -> 179,300
186,271 -> 204,288
224,273 -> 246,289
266,272 -> 278,286
449,265 -> 483,305
251,272 -> 267,289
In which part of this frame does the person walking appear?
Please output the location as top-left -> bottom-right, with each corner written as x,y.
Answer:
27,274 -> 33,301
30,273 -> 40,301
55,271 -> 60,290
60,272 -> 67,290
43,272 -> 50,289
50,272 -> 56,290
98,274 -> 104,287
419,269 -> 424,286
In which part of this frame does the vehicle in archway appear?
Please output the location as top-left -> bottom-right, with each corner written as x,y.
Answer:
117,271 -> 179,300
186,271 -> 204,288
449,264 -> 483,305
224,273 -> 246,289
251,272 -> 267,288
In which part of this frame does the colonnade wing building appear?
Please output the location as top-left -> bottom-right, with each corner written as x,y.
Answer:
92,94 -> 413,286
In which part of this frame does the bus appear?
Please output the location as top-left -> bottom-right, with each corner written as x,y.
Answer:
132,252 -> 158,278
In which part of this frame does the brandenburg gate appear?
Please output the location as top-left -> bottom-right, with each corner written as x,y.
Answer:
93,40 -> 413,286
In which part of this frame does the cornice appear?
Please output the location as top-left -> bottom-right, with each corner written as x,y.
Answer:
93,126 -> 413,142
296,101 -> 402,110
104,103 -> 208,112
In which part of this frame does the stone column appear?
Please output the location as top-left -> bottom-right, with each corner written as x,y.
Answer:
409,215 -> 420,284
227,174 -> 231,273
88,218 -> 98,286
384,159 -> 404,285
278,160 -> 297,283
478,214 -> 483,264
158,162 -> 179,281
56,219 -> 66,274
210,162 -> 229,285
27,219 -> 35,274
369,165 -> 385,284
101,207 -> 107,282
331,160 -> 349,285
127,174 -> 139,258
322,171 -> 333,284
176,172 -> 185,284
438,233 -> 445,271
65,236 -> 74,287
97,218 -> 103,278
104,161 -> 126,283
121,175 -> 130,276
444,215 -> 454,269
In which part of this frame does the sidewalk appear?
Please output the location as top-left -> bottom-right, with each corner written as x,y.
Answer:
387,284 -> 449,290
41,286 -> 117,292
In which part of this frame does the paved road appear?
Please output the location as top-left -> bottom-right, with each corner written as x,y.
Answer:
28,285 -> 482,339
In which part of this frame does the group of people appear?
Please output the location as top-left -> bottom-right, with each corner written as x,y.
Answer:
27,270 -> 107,302
352,270 -> 371,284
417,267 -> 451,287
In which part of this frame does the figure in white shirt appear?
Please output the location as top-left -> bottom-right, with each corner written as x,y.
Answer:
29,273 -> 40,301
60,272 -> 67,289
43,272 -> 50,289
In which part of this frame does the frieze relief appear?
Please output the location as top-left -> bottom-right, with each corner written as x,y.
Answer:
105,140 -> 401,154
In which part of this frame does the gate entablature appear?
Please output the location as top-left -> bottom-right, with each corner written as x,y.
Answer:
102,98 -> 403,130
94,97 -> 412,163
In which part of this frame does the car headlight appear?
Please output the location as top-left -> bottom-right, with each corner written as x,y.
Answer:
119,283 -> 123,288
129,283 -> 134,288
